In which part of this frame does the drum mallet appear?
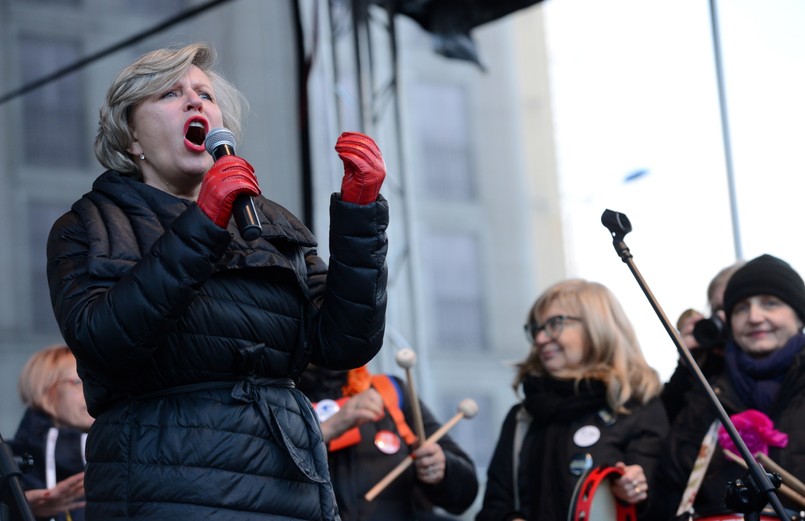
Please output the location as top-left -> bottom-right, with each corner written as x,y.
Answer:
364,398 -> 479,501
395,348 -> 426,445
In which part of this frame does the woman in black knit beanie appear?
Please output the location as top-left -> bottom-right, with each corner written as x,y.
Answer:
656,254 -> 805,519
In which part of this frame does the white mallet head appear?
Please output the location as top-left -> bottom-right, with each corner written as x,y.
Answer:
458,398 -> 479,419
395,348 -> 417,369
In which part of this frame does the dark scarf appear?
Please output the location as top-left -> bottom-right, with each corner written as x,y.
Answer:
725,332 -> 805,412
521,375 -> 609,520
521,374 -> 608,423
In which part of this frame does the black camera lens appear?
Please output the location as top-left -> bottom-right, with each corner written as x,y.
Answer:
692,315 -> 726,349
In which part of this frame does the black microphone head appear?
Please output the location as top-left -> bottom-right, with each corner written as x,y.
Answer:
205,127 -> 236,157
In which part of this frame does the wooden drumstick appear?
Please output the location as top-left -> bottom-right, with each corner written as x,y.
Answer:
723,449 -> 805,508
755,452 -> 805,499
365,398 -> 479,502
395,348 -> 426,446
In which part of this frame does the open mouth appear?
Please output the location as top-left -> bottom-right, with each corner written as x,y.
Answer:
185,120 -> 207,146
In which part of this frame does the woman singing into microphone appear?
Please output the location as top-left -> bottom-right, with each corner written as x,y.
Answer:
46,42 -> 389,520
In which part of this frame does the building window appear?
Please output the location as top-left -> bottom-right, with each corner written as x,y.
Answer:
424,231 -> 485,350
412,82 -> 474,201
19,35 -> 86,168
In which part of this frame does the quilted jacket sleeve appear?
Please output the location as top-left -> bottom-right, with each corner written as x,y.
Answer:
47,204 -> 231,371
308,194 -> 389,370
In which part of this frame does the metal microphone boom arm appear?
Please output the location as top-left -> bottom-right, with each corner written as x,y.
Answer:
600,209 -> 789,521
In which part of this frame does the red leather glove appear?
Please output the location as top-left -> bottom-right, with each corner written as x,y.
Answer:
336,132 -> 386,205
197,156 -> 261,228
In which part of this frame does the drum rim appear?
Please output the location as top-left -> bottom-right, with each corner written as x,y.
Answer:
567,465 -> 638,521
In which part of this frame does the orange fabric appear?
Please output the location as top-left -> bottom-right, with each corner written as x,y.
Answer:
317,373 -> 417,452
342,365 -> 372,396
371,375 -> 418,446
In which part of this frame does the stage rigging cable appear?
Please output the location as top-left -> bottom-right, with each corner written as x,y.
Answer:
0,0 -> 236,106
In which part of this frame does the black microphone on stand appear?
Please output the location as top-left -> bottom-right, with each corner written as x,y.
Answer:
204,128 -> 262,241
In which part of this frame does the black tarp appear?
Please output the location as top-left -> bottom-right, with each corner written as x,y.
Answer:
374,0 -> 545,68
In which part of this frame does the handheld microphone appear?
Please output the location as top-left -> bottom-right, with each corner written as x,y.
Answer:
205,128 -> 262,241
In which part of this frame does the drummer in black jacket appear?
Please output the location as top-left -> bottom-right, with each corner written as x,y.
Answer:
299,365 -> 478,520
476,279 -> 668,521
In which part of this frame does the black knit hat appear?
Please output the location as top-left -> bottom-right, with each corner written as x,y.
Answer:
723,254 -> 805,324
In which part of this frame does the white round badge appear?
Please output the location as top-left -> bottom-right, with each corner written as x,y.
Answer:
314,399 -> 340,422
573,425 -> 601,447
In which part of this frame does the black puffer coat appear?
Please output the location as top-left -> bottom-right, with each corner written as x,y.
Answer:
46,170 -> 389,520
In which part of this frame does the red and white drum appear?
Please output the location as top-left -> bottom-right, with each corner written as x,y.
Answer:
568,466 -> 637,521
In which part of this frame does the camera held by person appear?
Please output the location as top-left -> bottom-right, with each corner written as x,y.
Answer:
692,314 -> 728,350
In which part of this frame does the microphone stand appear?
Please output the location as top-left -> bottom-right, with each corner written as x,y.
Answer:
600,209 -> 790,521
0,432 -> 35,521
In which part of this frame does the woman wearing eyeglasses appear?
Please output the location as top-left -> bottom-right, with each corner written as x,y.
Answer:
9,344 -> 93,521
475,279 -> 668,521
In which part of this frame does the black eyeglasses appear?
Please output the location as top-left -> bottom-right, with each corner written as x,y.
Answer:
523,315 -> 582,342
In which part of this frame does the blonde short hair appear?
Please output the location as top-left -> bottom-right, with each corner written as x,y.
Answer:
516,279 -> 661,412
18,344 -> 77,411
94,42 -> 248,180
